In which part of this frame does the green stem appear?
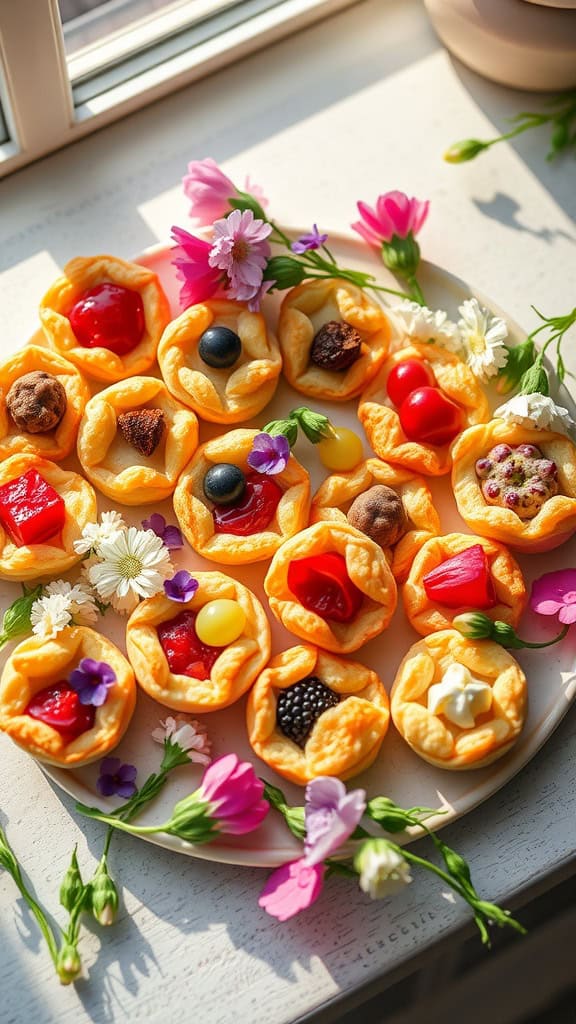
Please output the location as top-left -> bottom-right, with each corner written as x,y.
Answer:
518,624 -> 569,649
2,851 -> 60,965
406,276 -> 425,305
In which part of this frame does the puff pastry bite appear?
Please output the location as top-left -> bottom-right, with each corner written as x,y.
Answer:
0,626 -> 136,767
247,644 -> 390,784
157,299 -> 282,423
403,532 -> 526,636
77,376 -> 198,506
358,343 -> 490,475
39,255 -> 170,383
0,454 -> 97,581
310,457 -> 440,583
451,420 -> 576,551
0,346 -> 89,462
277,278 -> 391,401
390,629 -> 527,770
126,572 -> 271,713
264,521 -> 397,654
173,428 -> 310,564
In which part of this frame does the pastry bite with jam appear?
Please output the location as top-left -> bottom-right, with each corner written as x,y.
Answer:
247,644 -> 390,784
277,278 -> 391,401
39,255 -> 170,383
126,571 -> 271,713
0,454 -> 97,580
77,375 -> 198,505
263,521 -> 397,654
403,533 -> 526,636
310,456 -> 440,582
173,428 -> 310,564
0,346 -> 89,462
390,629 -> 527,770
452,420 -> 576,551
358,344 -> 489,475
0,626 -> 136,767
157,299 -> 282,423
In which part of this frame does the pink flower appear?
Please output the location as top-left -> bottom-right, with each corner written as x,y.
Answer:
243,175 -> 269,211
171,225 -> 222,307
183,158 -> 236,225
247,278 -> 274,313
304,777 -> 366,865
258,858 -> 325,922
352,191 -> 429,246
197,753 -> 269,835
209,209 -> 272,304
530,569 -> 576,625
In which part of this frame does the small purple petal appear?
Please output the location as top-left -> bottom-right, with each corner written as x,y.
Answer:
69,658 -> 116,708
291,224 -> 328,254
115,781 -> 138,799
142,515 -> 184,549
100,756 -> 121,775
162,525 -> 184,550
96,758 -> 138,800
117,763 -> 138,783
142,513 -> 166,535
164,570 -> 199,603
96,775 -> 119,798
247,432 -> 290,475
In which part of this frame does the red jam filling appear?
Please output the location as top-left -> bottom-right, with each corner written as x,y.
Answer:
212,474 -> 282,536
287,552 -> 363,623
68,282 -> 145,356
157,610 -> 222,680
26,683 -> 95,741
423,544 -> 497,609
0,469 -> 65,546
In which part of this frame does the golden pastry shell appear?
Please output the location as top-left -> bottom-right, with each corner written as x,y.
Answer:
277,278 -> 391,401
0,626 -> 136,767
0,346 -> 89,462
77,375 -> 199,505
263,521 -> 398,654
157,299 -> 282,424
390,629 -> 527,770
247,644 -> 390,784
39,255 -> 170,383
173,428 -> 310,564
125,572 -> 271,713
451,420 -> 576,551
310,456 -> 441,583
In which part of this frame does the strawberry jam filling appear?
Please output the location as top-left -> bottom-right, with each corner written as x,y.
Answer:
157,610 -> 222,680
288,552 -> 363,623
26,683 -> 95,741
423,544 -> 497,609
212,474 -> 282,536
68,282 -> 145,356
0,469 -> 65,545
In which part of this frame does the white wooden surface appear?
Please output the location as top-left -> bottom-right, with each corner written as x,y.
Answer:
0,1 -> 575,1021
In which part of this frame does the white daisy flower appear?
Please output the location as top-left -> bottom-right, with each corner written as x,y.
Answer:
392,300 -> 461,352
458,297 -> 508,380
151,716 -> 212,766
88,526 -> 172,615
73,510 -> 126,556
45,579 -> 99,625
494,393 -> 575,435
30,593 -> 72,639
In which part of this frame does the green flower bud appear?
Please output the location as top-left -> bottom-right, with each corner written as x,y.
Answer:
164,794 -> 219,844
366,797 -> 415,833
443,138 -> 489,163
59,847 -> 84,913
519,361 -> 550,397
381,234 -> 420,278
56,941 -> 82,985
89,856 -> 119,926
262,416 -> 299,447
491,620 -> 524,649
290,406 -> 334,444
495,339 -> 536,395
452,612 -> 495,640
263,256 -> 307,290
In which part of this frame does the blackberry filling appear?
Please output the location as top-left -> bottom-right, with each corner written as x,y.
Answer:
276,676 -> 339,747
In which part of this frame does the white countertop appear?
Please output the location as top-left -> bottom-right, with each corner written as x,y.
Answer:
1,2 -> 575,1022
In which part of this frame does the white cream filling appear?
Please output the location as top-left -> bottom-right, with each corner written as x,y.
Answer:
427,662 -> 493,729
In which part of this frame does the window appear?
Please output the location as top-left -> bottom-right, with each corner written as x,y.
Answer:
0,0 -> 359,178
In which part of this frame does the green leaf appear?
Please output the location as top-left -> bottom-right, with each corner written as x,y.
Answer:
261,416 -> 299,447
0,584 -> 42,648
228,191 -> 268,222
495,339 -> 536,395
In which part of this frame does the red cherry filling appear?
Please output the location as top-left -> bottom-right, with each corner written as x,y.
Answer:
68,282 -> 145,356
287,552 -> 363,623
423,544 -> 497,609
26,683 -> 95,741
212,473 -> 282,536
157,610 -> 222,680
399,386 -> 463,447
0,469 -> 65,545
386,358 -> 436,407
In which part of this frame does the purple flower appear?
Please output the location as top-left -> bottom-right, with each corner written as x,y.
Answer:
97,758 -> 138,799
247,278 -> 274,313
291,224 -> 328,254
247,433 -> 290,475
208,209 -> 272,304
530,569 -> 576,625
142,513 -> 184,550
163,570 -> 199,604
69,658 -> 116,707
303,777 -> 366,866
